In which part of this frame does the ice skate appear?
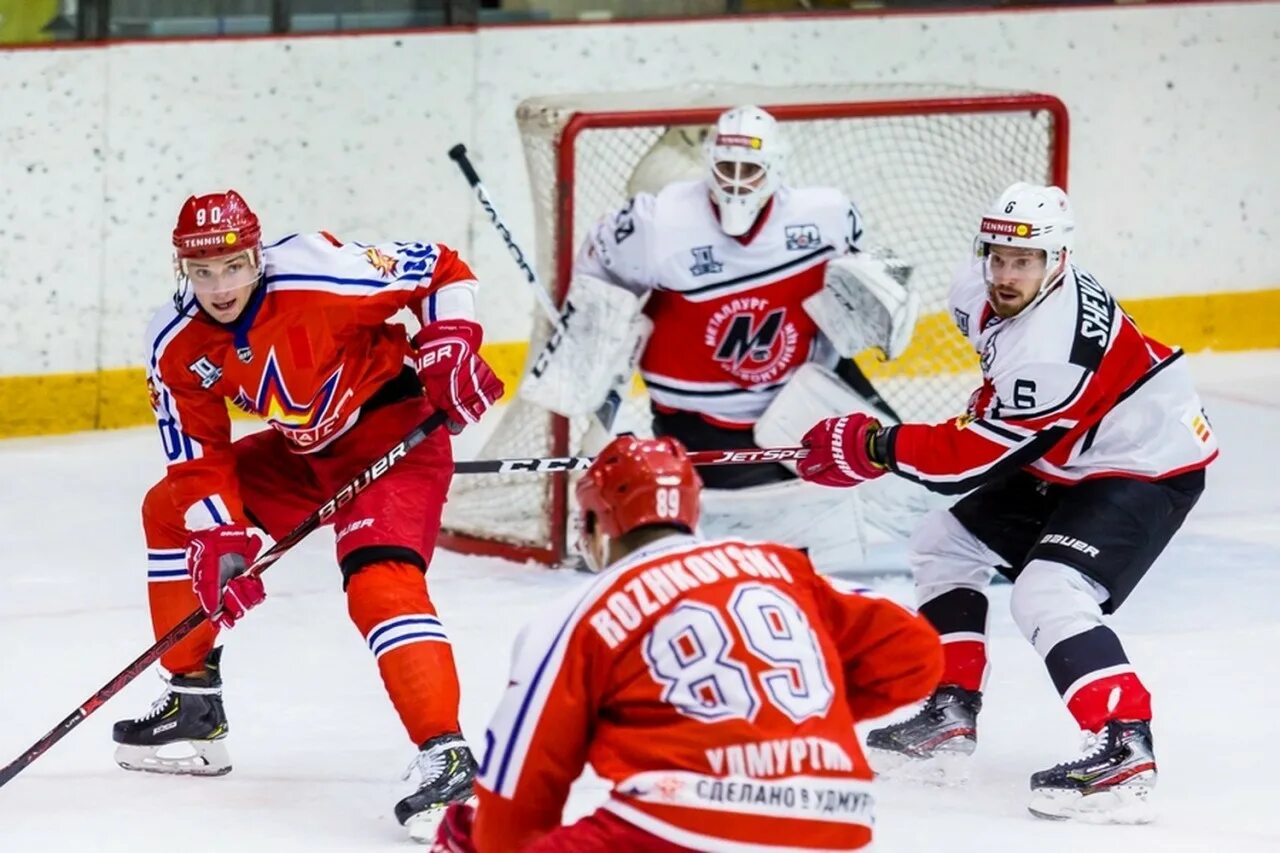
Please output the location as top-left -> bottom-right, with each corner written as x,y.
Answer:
112,648 -> 230,777
1028,719 -> 1156,824
395,732 -> 479,843
865,684 -> 980,783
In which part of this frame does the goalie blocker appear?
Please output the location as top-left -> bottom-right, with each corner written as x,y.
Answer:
518,273 -> 651,418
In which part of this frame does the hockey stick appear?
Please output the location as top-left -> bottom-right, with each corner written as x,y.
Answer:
447,143 -> 625,431
835,358 -> 902,424
454,445 -> 808,475
0,410 -> 450,790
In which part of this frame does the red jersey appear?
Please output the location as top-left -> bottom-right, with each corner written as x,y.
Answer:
145,232 -> 478,530
472,534 -> 943,852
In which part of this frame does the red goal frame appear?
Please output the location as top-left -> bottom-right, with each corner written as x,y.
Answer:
441,92 -> 1069,566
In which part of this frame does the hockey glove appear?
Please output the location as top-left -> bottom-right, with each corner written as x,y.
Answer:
431,802 -> 477,853
798,412 -> 889,488
412,319 -> 505,434
188,524 -> 266,630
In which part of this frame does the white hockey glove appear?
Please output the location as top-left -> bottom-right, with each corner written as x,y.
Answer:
803,249 -> 920,360
518,273 -> 652,418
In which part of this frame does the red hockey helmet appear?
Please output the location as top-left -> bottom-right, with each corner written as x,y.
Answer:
576,435 -> 702,540
172,190 -> 262,260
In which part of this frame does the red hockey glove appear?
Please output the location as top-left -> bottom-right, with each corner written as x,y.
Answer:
431,802 -> 477,853
412,319 -> 505,434
188,525 -> 266,630
798,413 -> 888,488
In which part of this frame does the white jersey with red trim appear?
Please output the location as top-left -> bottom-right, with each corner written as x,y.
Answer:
885,260 -> 1218,492
575,179 -> 863,427
470,534 -> 942,853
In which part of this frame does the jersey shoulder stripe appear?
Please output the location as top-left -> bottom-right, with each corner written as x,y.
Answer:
147,299 -> 198,370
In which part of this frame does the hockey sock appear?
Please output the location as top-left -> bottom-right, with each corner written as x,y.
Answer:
919,587 -> 988,692
143,483 -> 217,675
347,560 -> 462,745
1045,626 -> 1153,732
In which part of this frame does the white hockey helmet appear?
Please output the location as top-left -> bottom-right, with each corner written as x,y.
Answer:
704,106 -> 786,237
975,182 -> 1075,295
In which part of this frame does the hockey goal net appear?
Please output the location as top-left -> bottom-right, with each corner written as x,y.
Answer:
440,83 -> 1069,565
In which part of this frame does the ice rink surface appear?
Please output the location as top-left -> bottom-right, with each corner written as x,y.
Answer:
1,351 -> 1277,852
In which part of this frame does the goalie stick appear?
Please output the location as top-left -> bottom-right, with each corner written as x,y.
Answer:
448,143 -> 624,431
0,411 -> 450,790
454,445 -> 808,474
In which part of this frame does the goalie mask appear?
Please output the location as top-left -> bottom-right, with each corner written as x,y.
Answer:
704,106 -> 786,237
575,435 -> 701,572
974,182 -> 1075,308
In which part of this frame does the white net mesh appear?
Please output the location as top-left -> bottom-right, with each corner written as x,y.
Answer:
441,83 -> 1066,562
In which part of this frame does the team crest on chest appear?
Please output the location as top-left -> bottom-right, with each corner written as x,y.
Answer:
705,298 -> 799,386
689,245 -> 724,277
232,347 -> 346,447
784,224 -> 821,251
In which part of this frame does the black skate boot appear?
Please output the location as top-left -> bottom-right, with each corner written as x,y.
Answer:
865,684 -> 981,781
1028,719 -> 1156,824
112,647 -> 230,777
395,732 -> 478,843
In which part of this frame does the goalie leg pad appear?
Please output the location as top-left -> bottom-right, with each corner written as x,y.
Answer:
518,273 -> 651,418
754,362 -> 882,452
699,478 -> 874,574
755,362 -> 944,538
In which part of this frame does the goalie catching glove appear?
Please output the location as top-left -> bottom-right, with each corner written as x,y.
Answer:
803,249 -> 920,360
518,273 -> 652,418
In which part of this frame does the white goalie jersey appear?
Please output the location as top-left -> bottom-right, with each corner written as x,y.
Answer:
574,178 -> 862,427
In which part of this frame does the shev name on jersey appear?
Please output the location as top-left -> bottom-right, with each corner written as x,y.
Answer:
1076,271 -> 1114,349
1069,270 -> 1117,371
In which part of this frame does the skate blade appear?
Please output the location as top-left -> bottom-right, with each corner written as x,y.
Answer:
404,795 -> 477,844
1028,781 -> 1155,824
114,740 -> 231,777
869,747 -> 973,786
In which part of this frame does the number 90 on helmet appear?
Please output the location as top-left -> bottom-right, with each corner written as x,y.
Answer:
171,190 -> 263,311
575,435 -> 702,566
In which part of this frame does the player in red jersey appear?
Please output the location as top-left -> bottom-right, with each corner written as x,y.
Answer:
432,434 -> 942,852
111,190 -> 504,839
797,183 -> 1218,823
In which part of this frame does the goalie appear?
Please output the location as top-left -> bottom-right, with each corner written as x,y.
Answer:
520,105 -> 923,571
